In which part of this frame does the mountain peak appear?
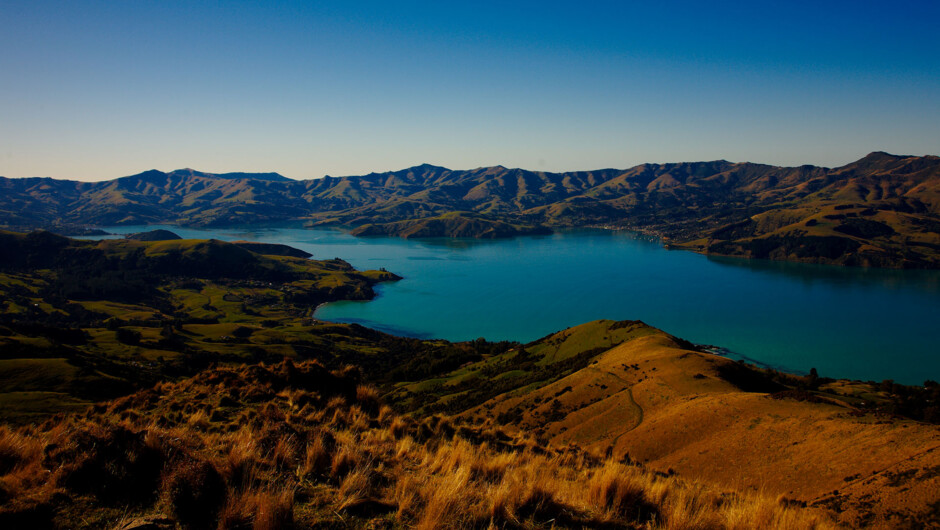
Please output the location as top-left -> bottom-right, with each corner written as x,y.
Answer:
118,169 -> 169,184
837,151 -> 907,172
167,169 -> 291,182
862,151 -> 903,160
411,163 -> 449,171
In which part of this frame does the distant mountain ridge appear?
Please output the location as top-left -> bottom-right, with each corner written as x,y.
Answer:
1,152 -> 939,267
164,168 -> 292,182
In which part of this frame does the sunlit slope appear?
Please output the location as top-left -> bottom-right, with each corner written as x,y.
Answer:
669,152 -> 940,267
396,320 -> 940,527
0,358 -> 839,530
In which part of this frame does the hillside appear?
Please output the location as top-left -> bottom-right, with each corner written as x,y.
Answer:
2,152 -> 939,267
389,320 -> 940,528
230,241 -> 313,258
0,359 -> 839,529
1,320 -> 935,529
0,231 -> 400,421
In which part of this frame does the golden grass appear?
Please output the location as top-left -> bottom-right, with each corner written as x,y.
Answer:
0,359 -> 840,529
588,460 -> 651,520
300,433 -> 331,479
336,465 -> 374,511
219,486 -> 294,530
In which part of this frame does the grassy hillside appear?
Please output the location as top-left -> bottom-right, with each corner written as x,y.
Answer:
0,358 -> 839,529
387,320 -> 940,528
666,153 -> 940,267
2,152 -> 938,267
0,231 -> 401,421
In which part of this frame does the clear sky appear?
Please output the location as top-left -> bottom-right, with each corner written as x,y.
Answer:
1,0 -> 938,181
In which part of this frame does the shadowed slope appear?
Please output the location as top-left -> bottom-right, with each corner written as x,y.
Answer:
0,231 -> 400,421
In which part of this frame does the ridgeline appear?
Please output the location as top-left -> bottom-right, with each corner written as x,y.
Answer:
2,152 -> 939,267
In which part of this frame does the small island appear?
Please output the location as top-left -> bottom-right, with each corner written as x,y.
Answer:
349,212 -> 553,239
125,229 -> 182,241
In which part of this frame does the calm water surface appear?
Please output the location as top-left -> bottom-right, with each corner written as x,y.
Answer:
91,225 -> 940,384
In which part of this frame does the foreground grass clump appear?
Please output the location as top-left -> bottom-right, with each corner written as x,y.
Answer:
0,359 -> 836,529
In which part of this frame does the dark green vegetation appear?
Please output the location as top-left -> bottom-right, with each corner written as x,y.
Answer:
0,230 -> 400,422
125,229 -> 182,241
229,241 -> 313,258
2,152 -> 939,266
760,368 -> 940,424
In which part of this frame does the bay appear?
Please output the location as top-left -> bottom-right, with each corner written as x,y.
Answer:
88,225 -> 940,384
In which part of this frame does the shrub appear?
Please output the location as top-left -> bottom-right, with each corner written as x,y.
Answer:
162,458 -> 227,528
301,431 -> 334,479
0,426 -> 34,475
48,423 -> 164,504
219,487 -> 294,530
116,327 -> 142,345
355,385 -> 381,415
330,444 -> 361,480
588,461 -> 657,521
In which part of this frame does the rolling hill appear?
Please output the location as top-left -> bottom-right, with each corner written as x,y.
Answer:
389,319 -> 940,528
0,230 -> 400,421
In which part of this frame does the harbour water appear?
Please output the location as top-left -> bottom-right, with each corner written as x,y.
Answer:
89,225 -> 940,384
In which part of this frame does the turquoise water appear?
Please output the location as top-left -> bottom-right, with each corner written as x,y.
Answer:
90,225 -> 940,384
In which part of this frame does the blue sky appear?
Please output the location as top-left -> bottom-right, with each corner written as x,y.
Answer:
1,0 -> 938,180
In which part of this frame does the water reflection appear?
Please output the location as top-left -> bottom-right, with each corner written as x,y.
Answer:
705,255 -> 940,295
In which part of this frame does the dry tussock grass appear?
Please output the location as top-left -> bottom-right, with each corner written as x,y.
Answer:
0,359 -> 839,529
219,486 -> 294,530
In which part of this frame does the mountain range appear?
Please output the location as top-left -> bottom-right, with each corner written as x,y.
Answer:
2,152 -> 939,267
